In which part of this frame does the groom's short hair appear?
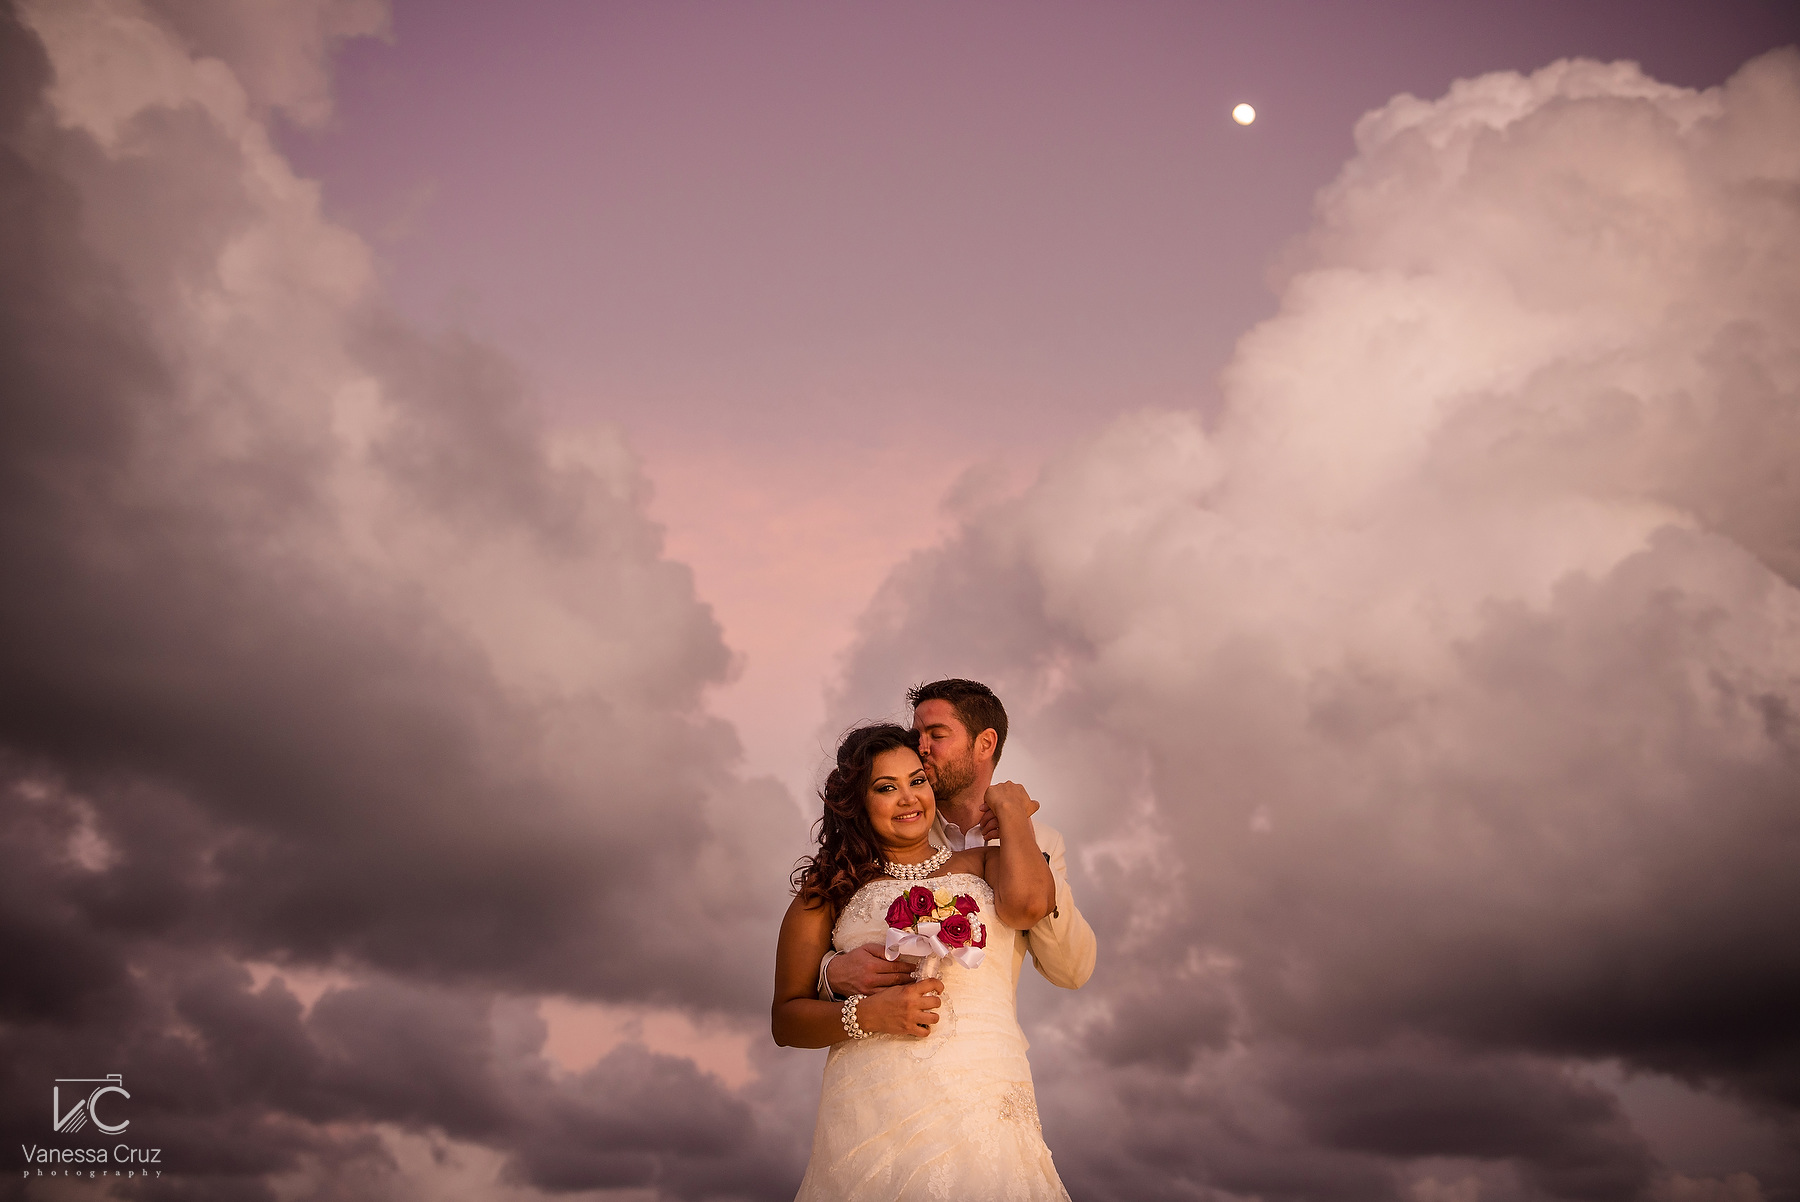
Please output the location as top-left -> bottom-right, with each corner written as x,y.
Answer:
907,678 -> 1008,764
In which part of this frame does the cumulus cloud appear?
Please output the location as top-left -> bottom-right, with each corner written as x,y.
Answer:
0,0 -> 805,1193
834,50 -> 1800,1202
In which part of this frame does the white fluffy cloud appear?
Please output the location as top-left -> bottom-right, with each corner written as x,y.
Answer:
834,50 -> 1800,1202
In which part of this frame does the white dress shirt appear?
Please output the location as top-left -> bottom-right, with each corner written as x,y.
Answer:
930,814 -> 989,851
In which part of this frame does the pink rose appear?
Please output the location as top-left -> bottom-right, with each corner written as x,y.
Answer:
938,913 -> 973,947
952,894 -> 980,915
906,886 -> 935,917
886,894 -> 913,930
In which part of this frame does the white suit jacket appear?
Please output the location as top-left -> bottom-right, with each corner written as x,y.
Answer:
932,815 -> 1096,990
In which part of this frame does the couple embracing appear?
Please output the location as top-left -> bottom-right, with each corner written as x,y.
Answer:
773,679 -> 1098,1201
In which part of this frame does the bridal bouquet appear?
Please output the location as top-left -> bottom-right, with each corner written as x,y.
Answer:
884,885 -> 986,970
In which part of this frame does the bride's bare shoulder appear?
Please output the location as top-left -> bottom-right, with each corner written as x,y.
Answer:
783,890 -> 834,924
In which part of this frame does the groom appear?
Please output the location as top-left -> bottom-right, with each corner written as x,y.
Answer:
821,678 -> 1098,1000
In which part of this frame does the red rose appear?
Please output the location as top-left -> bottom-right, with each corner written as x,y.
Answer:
938,913 -> 973,947
952,894 -> 979,915
886,895 -> 913,930
906,885 -> 935,917
971,922 -> 986,949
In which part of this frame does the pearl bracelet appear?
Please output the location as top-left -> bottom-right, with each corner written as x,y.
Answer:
841,993 -> 870,1040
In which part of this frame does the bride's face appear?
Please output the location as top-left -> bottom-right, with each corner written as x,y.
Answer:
864,746 -> 936,852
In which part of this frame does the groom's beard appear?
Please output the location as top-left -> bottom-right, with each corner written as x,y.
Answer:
927,748 -> 977,805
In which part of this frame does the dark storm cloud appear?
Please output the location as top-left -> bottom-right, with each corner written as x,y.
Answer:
0,1 -> 805,1196
832,50 -> 1800,1202
0,933 -> 777,1198
1279,1049 -> 1654,1199
0,0 -> 790,997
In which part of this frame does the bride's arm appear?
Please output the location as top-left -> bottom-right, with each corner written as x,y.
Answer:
981,782 -> 1057,929
773,895 -> 943,1046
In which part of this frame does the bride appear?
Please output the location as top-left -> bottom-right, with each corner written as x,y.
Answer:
773,723 -> 1071,1201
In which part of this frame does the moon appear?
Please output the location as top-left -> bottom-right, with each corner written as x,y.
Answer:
1232,103 -> 1256,125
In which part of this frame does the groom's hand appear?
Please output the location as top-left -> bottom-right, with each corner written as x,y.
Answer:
828,943 -> 916,997
979,781 -> 1040,843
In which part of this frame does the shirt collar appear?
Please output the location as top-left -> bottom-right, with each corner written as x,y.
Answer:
931,814 -> 985,851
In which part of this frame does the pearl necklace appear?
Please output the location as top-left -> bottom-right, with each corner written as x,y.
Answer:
883,846 -> 951,881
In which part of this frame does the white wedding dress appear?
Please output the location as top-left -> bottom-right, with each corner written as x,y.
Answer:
795,872 -> 1071,1202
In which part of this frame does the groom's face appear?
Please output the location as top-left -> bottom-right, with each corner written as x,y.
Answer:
915,699 -> 978,801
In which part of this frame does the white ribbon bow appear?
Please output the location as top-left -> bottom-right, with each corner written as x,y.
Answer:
885,922 -> 985,970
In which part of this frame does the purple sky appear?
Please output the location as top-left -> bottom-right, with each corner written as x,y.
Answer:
284,0 -> 1791,445
4,1 -> 1800,1199
281,0 -> 1800,796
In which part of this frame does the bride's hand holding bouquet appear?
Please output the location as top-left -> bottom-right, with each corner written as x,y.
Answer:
845,975 -> 945,1037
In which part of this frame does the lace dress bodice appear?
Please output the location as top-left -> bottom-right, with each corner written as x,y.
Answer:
794,873 -> 1069,1201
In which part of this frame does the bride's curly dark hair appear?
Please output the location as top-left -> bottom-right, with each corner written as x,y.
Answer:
791,723 -> 923,912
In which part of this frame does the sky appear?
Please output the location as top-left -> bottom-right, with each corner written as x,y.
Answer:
1,1 -> 1798,1201
277,0 -> 1800,801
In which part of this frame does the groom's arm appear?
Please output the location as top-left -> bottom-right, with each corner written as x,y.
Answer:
1021,822 -> 1097,989
820,945 -> 916,1000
